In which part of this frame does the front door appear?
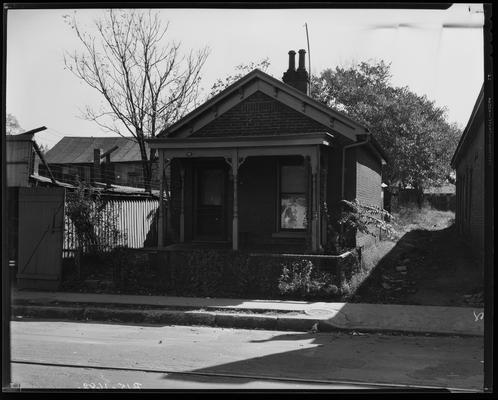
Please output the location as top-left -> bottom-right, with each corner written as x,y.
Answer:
194,163 -> 227,241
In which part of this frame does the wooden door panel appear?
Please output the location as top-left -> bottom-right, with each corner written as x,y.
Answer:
17,187 -> 65,289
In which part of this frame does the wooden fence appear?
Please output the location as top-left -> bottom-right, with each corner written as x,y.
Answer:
63,196 -> 162,257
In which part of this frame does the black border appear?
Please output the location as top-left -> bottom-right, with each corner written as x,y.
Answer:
482,3 -> 494,394
2,1 -> 493,395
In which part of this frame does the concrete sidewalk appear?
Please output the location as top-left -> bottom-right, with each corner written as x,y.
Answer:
11,290 -> 484,337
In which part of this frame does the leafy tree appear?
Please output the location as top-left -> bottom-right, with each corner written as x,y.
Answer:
37,143 -> 50,155
311,61 -> 461,204
63,10 -> 210,191
208,58 -> 270,99
6,113 -> 23,135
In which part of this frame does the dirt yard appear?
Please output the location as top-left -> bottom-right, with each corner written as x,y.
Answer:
351,207 -> 484,307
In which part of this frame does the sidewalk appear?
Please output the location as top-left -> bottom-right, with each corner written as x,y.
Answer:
11,289 -> 484,336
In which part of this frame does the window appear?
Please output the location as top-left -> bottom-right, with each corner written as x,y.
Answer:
279,164 -> 307,230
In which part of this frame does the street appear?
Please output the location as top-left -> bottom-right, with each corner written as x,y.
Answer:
10,320 -> 483,391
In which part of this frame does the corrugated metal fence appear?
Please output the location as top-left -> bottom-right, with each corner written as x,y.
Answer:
63,196 -> 161,257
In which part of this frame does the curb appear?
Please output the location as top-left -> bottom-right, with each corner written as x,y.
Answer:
11,305 -> 482,337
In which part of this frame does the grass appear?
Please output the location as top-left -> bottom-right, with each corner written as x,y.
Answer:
340,205 -> 457,303
392,205 -> 455,234
348,205 -> 482,306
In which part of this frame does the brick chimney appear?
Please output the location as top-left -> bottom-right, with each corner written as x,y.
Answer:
282,49 -> 309,95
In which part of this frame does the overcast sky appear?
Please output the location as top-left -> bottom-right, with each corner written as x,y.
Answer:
6,4 -> 484,149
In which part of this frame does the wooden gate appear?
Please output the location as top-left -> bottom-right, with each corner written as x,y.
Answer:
17,187 -> 65,290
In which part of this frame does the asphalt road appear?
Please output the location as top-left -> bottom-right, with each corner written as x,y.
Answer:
10,320 -> 484,391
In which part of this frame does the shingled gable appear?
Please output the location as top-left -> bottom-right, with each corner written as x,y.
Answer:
158,69 -> 368,142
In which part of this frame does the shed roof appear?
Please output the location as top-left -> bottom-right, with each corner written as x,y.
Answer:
45,136 -> 145,164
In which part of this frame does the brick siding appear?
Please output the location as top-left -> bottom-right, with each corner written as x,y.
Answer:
192,91 -> 330,137
354,146 -> 383,248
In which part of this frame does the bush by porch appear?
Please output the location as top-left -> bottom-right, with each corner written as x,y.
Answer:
60,247 -> 363,301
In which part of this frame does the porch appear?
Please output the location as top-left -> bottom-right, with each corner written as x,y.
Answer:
150,132 -> 334,253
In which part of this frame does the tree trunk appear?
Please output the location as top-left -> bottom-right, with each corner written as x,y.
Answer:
137,136 -> 151,192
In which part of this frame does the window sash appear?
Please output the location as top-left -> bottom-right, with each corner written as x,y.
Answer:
279,162 -> 307,231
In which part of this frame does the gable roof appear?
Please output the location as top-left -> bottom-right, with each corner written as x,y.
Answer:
159,69 -> 369,142
450,84 -> 484,168
45,136 -> 145,164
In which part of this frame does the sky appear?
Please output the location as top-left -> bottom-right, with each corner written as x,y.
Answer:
5,4 -> 485,149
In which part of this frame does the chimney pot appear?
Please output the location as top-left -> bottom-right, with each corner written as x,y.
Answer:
282,48 -> 309,95
298,49 -> 306,70
288,50 -> 296,71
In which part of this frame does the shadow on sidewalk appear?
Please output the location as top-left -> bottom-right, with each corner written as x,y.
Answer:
159,330 -> 481,390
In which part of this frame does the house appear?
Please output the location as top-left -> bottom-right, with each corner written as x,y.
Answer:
40,136 -> 159,189
148,49 -> 388,253
451,84 -> 485,265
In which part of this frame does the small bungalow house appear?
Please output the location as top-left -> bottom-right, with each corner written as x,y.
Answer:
40,136 -> 159,189
451,84 -> 485,267
149,50 -> 387,254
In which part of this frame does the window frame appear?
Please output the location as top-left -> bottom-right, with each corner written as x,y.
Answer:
277,159 -> 308,232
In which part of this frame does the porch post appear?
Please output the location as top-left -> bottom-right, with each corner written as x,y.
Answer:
226,149 -> 246,251
310,149 -> 320,252
164,158 -> 173,245
179,163 -> 185,243
158,153 -> 165,247
232,149 -> 239,251
321,150 -> 328,249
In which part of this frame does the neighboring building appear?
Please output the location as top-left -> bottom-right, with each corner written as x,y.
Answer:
149,49 -> 388,253
6,129 -> 55,188
451,84 -> 485,265
40,136 -> 159,189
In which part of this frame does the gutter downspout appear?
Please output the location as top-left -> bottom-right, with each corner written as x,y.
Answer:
341,134 -> 371,200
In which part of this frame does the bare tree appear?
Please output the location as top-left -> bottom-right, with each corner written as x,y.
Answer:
64,10 -> 210,191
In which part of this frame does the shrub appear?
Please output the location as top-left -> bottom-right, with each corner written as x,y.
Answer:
325,199 -> 397,253
278,259 -> 338,299
65,180 -> 125,254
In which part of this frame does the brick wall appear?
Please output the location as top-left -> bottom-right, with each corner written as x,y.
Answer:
455,119 -> 485,265
192,91 -> 330,137
355,146 -> 382,208
354,146 -> 383,248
